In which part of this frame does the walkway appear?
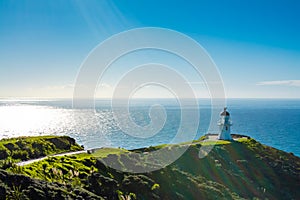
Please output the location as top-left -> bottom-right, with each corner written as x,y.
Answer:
16,150 -> 87,166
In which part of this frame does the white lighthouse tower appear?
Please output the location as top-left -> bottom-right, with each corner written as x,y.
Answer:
218,107 -> 232,140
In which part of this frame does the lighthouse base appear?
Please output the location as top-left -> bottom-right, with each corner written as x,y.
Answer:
218,132 -> 232,140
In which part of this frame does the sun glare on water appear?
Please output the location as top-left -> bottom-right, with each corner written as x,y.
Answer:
0,104 -> 63,138
0,103 -> 114,148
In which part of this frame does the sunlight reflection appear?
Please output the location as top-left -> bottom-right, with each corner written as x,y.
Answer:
0,105 -> 61,138
0,104 -> 113,149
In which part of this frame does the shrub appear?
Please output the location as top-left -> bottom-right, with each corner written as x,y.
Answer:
0,148 -> 8,160
12,150 -> 29,161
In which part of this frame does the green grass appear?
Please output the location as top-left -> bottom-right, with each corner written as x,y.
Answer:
235,137 -> 250,143
13,148 -> 129,184
199,140 -> 232,146
2,134 -> 299,200
91,148 -> 129,158
0,135 -> 60,143
18,153 -> 96,183
0,135 -> 83,168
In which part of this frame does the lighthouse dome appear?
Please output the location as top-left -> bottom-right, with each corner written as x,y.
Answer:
220,107 -> 230,116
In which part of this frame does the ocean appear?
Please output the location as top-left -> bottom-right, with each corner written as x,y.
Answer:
0,98 -> 299,157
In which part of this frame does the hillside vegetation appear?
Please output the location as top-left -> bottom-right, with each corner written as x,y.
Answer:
0,136 -> 83,169
0,135 -> 299,200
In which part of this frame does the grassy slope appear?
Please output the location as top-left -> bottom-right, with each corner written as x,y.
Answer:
1,136 -> 300,200
153,139 -> 300,199
0,136 -> 83,168
0,136 -> 94,199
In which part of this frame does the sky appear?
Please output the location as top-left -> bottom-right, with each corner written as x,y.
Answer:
0,0 -> 300,99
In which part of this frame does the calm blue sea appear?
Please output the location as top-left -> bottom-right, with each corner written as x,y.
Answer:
0,99 -> 299,157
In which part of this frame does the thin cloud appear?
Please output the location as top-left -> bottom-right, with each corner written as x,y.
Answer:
45,84 -> 74,90
257,80 -> 300,87
98,83 -> 112,89
186,81 -> 205,85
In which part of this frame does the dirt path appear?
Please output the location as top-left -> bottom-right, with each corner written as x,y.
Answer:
16,150 -> 87,166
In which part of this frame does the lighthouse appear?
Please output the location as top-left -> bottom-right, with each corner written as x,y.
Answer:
218,107 -> 232,140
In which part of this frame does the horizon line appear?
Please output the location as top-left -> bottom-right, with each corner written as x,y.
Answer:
0,97 -> 300,101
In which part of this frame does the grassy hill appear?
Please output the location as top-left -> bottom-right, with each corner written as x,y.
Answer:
0,135 -> 299,199
0,135 -> 83,169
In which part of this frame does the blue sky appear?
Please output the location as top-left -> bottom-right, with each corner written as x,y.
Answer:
0,0 -> 299,98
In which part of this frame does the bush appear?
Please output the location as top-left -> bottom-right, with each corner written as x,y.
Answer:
12,150 -> 29,161
0,149 -> 8,160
